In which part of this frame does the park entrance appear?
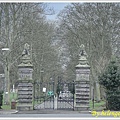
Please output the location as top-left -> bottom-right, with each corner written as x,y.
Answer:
16,43 -> 90,112
33,81 -> 75,110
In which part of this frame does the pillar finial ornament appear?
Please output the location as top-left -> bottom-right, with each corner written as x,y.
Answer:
76,44 -> 89,67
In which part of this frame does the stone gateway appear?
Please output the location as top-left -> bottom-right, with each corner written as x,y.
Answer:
17,43 -> 33,111
74,44 -> 90,111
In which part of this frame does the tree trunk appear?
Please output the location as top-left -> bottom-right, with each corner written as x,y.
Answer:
4,64 -> 10,105
95,81 -> 101,102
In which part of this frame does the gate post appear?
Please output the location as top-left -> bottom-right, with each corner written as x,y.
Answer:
17,43 -> 34,111
54,94 -> 57,109
74,44 -> 90,111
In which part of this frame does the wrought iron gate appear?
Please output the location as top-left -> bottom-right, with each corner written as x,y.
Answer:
57,81 -> 75,110
33,81 -> 54,110
33,80 -> 75,110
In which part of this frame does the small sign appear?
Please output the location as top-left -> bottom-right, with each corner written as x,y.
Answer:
0,74 -> 4,77
43,87 -> 46,92
47,91 -> 54,96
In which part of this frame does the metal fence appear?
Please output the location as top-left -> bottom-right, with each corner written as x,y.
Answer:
33,81 -> 75,110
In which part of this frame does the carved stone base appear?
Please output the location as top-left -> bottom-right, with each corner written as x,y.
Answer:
17,82 -> 33,111
17,104 -> 33,111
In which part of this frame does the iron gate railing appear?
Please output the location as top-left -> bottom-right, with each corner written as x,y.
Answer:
57,81 -> 75,110
33,81 -> 54,110
33,81 -> 75,110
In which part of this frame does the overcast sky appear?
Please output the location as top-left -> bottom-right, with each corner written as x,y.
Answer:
46,2 -> 70,20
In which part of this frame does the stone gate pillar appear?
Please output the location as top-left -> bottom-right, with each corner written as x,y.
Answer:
17,43 -> 33,111
74,44 -> 90,111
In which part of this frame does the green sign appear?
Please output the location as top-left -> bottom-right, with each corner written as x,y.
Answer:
47,91 -> 54,96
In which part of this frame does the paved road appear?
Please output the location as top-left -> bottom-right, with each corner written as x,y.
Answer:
0,109 -> 115,118
0,113 -> 93,118
0,113 -> 116,119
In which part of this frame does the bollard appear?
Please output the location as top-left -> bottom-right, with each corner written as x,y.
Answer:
11,99 -> 17,109
0,93 -> 3,109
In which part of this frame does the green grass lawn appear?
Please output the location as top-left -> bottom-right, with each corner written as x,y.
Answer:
89,100 -> 106,111
2,92 -> 17,110
2,104 -> 11,110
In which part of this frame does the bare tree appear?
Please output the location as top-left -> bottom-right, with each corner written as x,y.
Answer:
56,3 -> 120,101
0,3 -> 61,97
